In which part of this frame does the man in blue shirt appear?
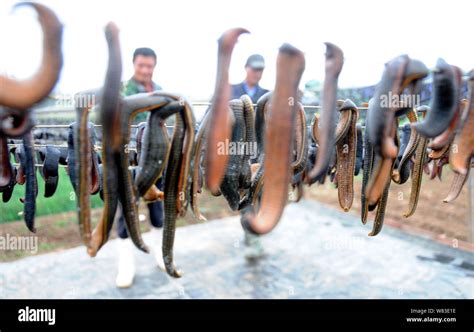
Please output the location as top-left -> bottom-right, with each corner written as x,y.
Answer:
230,54 -> 268,260
230,54 -> 269,103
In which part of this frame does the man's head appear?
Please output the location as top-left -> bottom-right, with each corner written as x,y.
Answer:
244,54 -> 265,87
132,47 -> 157,84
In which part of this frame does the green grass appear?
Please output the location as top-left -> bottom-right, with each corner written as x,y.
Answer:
0,167 -> 103,224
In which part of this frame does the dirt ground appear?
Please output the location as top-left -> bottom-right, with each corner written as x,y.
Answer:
0,168 -> 470,262
307,169 -> 470,242
0,192 -> 238,262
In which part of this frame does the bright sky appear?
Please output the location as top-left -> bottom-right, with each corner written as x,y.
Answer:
0,0 -> 471,101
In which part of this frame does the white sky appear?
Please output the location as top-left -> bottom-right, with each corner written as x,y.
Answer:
0,0 -> 472,101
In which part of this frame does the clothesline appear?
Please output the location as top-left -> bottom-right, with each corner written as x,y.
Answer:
10,163 -> 140,169
6,143 -> 137,152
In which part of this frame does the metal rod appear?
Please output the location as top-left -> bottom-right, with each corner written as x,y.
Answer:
8,144 -> 68,148
6,143 -> 137,152
190,101 -> 371,110
10,163 -> 140,170
36,99 -> 440,115
30,104 -> 429,130
32,124 -> 174,129
38,101 -> 370,111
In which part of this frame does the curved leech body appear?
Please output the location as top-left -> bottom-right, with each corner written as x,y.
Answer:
392,109 -> 419,184
0,139 -> 16,203
149,92 -> 195,218
135,122 -> 147,158
412,60 -> 460,138
205,28 -> 249,194
220,99 -> 245,211
88,129 -> 101,196
127,96 -> 180,197
240,60 -> 307,226
237,93 -> 271,209
1,170 -> 16,203
365,57 -> 428,206
368,173 -> 392,237
37,145 -> 61,197
86,28 -> 197,258
0,111 -> 29,186
367,126 -> 399,236
430,154 -> 449,180
21,132 -> 38,233
287,102 -> 309,203
429,99 -> 467,151
0,3 -> 62,231
366,55 -> 407,157
218,95 -> 259,211
429,143 -> 451,161
309,99 -> 354,185
0,137 -> 15,191
360,117 -> 377,227
162,108 -> 187,277
354,124 -> 363,176
254,92 -> 272,164
334,100 -> 354,145
66,124 -> 77,191
335,100 -> 358,212
307,43 -> 344,182
135,117 -> 167,204
450,70 -> 474,175
361,105 -> 399,236
396,124 -> 412,165
443,161 -> 470,203
88,22 -> 124,257
403,107 -> 429,218
117,94 -> 176,256
240,43 -> 305,235
367,56 -> 427,158
145,101 -> 195,275
292,102 -> 309,175
0,2 -> 63,110
139,92 -> 195,277
239,95 -> 256,189
366,120 -> 398,208
71,115 -> 101,247
360,114 -> 375,225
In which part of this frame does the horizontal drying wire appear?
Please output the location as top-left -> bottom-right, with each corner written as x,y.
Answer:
5,103 -> 430,148
10,163 -> 140,169
6,143 -> 137,152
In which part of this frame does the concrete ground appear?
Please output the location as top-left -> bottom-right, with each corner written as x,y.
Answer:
0,200 -> 472,299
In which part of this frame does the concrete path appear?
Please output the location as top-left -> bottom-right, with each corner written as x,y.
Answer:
1,200 -> 473,299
